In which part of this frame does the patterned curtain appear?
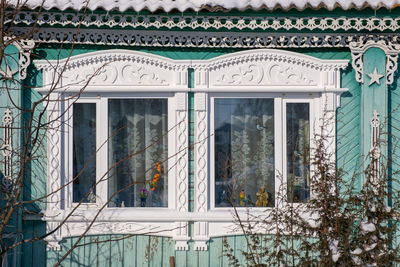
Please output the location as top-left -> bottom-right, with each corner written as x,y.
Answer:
108,99 -> 168,207
215,99 -> 274,207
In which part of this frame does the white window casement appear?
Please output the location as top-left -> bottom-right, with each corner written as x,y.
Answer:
35,50 -> 192,250
35,49 -> 348,251
191,50 -> 348,249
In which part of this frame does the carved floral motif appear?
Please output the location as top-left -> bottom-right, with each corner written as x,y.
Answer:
69,64 -> 167,86
214,63 -> 316,86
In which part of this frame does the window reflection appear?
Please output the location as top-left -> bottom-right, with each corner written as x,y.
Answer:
73,103 -> 96,203
214,98 -> 274,207
287,103 -> 310,203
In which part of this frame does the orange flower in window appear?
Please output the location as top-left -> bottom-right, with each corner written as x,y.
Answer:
149,162 -> 163,192
155,162 -> 162,173
150,180 -> 157,191
153,173 -> 160,182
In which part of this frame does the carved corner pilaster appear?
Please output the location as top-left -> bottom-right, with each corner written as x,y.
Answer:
47,93 -> 63,211
194,92 -> 208,214
350,38 -> 400,85
193,221 -> 209,251
193,92 -> 210,250
173,221 -> 189,251
174,93 -> 190,250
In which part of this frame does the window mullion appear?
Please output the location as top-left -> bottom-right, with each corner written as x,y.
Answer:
97,97 -> 108,207
275,97 -> 284,208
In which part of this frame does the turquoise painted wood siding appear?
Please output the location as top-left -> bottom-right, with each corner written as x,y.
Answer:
20,46 -> 372,267
46,235 -> 250,267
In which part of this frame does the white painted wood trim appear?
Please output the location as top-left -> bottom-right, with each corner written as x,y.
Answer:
35,49 -> 347,250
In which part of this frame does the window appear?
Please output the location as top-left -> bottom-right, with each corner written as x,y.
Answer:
36,49 -> 347,251
72,103 -> 96,203
286,102 -> 310,203
209,95 -> 313,210
72,98 -> 170,208
213,98 -> 275,207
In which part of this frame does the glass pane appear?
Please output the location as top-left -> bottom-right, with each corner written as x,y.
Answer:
214,98 -> 274,207
73,103 -> 96,203
108,99 -> 168,208
287,103 -> 310,203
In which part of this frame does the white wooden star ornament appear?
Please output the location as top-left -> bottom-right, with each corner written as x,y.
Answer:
367,68 -> 384,86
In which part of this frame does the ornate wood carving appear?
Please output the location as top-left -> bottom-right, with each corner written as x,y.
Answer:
350,39 -> 400,85
1,108 -> 13,188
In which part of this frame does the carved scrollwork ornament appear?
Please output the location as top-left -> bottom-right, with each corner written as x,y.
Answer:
350,38 -> 400,85
1,108 -> 13,188
3,37 -> 35,80
370,110 -> 381,184
11,11 -> 400,33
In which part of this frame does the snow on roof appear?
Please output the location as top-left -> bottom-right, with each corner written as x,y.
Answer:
9,0 -> 400,12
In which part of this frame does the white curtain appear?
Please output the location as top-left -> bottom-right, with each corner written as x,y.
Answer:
215,99 -> 274,207
108,99 -> 168,207
287,103 -> 310,203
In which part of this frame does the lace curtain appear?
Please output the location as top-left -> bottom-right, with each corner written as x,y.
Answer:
214,98 -> 275,207
108,99 -> 168,207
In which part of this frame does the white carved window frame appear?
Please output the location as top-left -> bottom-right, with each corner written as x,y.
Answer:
191,49 -> 349,249
34,49 -> 349,251
34,50 -> 191,251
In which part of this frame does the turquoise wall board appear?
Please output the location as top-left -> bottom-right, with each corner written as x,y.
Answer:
361,48 -> 388,184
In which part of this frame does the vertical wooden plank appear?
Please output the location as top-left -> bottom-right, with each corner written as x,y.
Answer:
22,221 -> 33,267
69,237 -> 83,267
84,236 -> 98,267
234,235 -> 248,266
148,236 -> 163,267
96,235 -> 110,267
222,236 -> 235,267
123,235 -> 136,267
136,235 -> 150,267
110,235 -> 124,267
46,250 -> 59,267
209,237 -> 223,267
32,222 -> 46,267
56,238 -> 70,267
197,246 -> 209,267
185,241 -> 198,267
174,245 -> 187,267
161,237 -> 175,267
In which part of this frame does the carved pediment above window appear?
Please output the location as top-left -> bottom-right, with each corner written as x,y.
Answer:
194,49 -> 348,91
35,50 -> 190,92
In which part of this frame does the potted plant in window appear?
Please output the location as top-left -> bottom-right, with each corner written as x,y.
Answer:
139,187 -> 149,207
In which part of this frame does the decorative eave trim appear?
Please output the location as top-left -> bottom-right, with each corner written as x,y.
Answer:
10,11 -> 400,32
10,27 -> 400,49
